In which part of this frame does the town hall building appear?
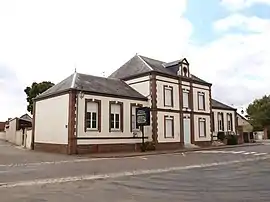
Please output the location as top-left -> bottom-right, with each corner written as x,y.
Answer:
32,54 -> 237,154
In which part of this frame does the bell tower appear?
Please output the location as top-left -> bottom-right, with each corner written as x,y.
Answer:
179,58 -> 190,78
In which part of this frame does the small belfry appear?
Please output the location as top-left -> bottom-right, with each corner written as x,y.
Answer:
179,58 -> 190,77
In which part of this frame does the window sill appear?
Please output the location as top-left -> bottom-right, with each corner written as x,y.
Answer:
110,129 -> 122,132
199,135 -> 206,138
198,109 -> 205,111
86,129 -> 99,132
164,136 -> 175,139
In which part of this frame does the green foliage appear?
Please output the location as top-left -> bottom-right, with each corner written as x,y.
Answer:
226,134 -> 238,145
24,81 -> 54,114
217,132 -> 226,141
247,95 -> 270,130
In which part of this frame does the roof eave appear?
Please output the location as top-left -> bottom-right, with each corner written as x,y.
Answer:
212,107 -> 237,111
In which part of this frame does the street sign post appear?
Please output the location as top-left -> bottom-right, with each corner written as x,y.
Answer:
136,107 -> 150,152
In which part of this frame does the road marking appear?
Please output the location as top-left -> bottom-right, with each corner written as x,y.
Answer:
231,151 -> 245,154
0,154 -> 151,168
254,153 -> 267,156
194,150 -> 268,156
243,152 -> 252,155
0,158 -> 117,168
0,155 -> 269,189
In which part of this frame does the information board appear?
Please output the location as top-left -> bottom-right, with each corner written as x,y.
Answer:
136,107 -> 150,126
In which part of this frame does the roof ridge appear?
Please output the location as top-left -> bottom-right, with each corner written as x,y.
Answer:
71,72 -> 77,88
137,55 -> 153,70
138,55 -> 165,63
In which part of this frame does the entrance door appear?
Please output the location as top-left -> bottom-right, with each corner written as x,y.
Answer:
183,116 -> 191,144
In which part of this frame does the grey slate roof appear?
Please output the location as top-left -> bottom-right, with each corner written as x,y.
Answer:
36,73 -> 147,101
109,55 -> 210,85
212,99 -> 236,110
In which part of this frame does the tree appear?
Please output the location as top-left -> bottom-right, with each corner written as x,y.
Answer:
246,95 -> 270,131
24,81 -> 55,114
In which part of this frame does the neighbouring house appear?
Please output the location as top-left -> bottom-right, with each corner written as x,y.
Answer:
237,113 -> 254,143
211,99 -> 237,141
5,114 -> 32,148
33,55 -> 213,155
0,122 -> 6,140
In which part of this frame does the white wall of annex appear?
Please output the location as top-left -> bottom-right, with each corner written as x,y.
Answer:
35,94 -> 69,144
76,94 -> 150,145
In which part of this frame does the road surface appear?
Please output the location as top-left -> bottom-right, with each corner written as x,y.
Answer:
0,140 -> 270,201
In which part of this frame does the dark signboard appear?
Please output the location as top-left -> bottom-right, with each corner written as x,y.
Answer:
136,107 -> 150,126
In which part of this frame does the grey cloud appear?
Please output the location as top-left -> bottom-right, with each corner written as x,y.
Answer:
212,83 -> 268,108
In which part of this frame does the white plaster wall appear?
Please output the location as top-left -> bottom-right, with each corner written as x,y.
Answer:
35,94 -> 69,144
26,129 -> 32,149
213,109 -> 236,133
76,94 -> 150,145
182,81 -> 190,86
156,76 -> 180,110
15,130 -> 23,146
125,76 -> 151,97
156,75 -> 178,84
157,111 -> 181,143
193,83 -> 210,90
6,118 -> 17,144
194,114 -> 211,141
193,84 -> 210,113
0,132 -> 6,140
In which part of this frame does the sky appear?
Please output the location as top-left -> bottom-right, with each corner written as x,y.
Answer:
0,0 -> 270,120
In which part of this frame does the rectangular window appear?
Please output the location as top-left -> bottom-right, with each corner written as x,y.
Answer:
164,86 -> 173,107
227,113 -> 232,131
199,118 -> 206,137
218,113 -> 224,131
183,90 -> 189,108
164,116 -> 174,138
85,100 -> 100,131
198,92 -> 205,110
131,105 -> 140,131
110,104 -> 121,130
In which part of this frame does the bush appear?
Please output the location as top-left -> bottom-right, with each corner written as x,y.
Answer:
217,132 -> 226,141
227,134 -> 238,145
142,141 -> 156,151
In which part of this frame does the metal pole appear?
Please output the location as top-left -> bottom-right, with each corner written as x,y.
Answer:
141,126 -> 145,152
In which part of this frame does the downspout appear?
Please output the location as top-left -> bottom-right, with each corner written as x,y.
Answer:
75,92 -> 79,154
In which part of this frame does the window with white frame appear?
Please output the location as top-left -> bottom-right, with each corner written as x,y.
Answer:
227,113 -> 232,131
198,92 -> 205,110
199,118 -> 206,137
85,101 -> 98,130
218,113 -> 224,131
183,89 -> 189,108
131,105 -> 140,130
164,86 -> 173,107
164,116 -> 174,138
110,104 -> 121,130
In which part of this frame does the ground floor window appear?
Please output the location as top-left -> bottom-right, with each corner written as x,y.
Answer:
109,102 -> 123,132
164,116 -> 174,138
199,118 -> 206,137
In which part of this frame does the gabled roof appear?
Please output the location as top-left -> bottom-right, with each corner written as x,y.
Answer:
212,99 -> 236,111
35,72 -> 147,101
109,55 -> 211,85
19,114 -> 32,122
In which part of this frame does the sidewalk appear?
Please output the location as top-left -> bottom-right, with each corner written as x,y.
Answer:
80,142 -> 263,159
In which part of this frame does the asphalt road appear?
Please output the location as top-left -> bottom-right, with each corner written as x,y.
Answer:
1,141 -> 270,202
